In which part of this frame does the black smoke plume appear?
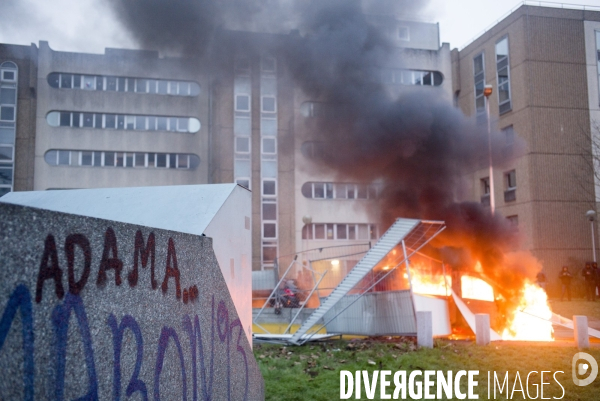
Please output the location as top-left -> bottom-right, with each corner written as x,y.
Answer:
108,0 -> 534,315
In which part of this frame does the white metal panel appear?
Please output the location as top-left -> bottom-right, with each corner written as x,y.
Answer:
452,289 -> 501,341
551,313 -> 600,339
413,294 -> 451,336
324,291 -> 417,335
204,185 -> 253,343
0,184 -> 238,236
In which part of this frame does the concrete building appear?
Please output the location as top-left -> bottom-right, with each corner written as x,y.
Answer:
33,42 -> 209,190
0,16 -> 452,282
453,4 -> 600,291
0,43 -> 38,195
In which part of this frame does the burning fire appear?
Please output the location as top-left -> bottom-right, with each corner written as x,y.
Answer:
408,268 -> 450,297
461,276 -> 494,302
501,281 -> 554,341
407,265 -> 494,302
406,261 -> 554,341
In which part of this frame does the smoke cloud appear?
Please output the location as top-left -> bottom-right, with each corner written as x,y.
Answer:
108,0 -> 534,312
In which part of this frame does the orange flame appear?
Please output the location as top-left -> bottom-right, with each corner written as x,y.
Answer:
501,281 -> 554,341
409,267 -> 450,296
461,276 -> 494,302
408,264 -> 494,302
406,260 -> 554,341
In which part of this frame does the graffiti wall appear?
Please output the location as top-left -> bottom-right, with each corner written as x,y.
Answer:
0,203 -> 264,400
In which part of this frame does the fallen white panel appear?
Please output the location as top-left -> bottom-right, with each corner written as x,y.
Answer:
253,333 -> 340,342
451,290 -> 502,341
1,184 -> 253,342
551,313 -> 600,339
414,294 -> 451,336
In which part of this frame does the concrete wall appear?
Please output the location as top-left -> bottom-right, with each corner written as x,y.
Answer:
0,203 -> 263,399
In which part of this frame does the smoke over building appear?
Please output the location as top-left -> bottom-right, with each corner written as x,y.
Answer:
2,2 -> 599,322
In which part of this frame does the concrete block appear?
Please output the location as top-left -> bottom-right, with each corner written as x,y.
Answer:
475,314 -> 491,345
417,311 -> 433,348
0,203 -> 264,400
574,315 -> 590,349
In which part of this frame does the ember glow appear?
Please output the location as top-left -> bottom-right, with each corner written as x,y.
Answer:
501,281 -> 554,342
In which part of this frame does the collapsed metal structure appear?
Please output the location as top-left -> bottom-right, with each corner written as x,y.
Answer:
253,218 -> 446,344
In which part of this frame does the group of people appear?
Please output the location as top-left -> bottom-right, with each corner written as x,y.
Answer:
554,262 -> 600,301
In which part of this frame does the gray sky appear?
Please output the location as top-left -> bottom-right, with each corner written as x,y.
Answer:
1,0 -> 600,54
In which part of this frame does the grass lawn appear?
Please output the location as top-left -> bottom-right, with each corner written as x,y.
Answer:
255,338 -> 600,400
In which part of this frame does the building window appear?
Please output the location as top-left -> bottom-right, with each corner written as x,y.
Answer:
382,69 -> 443,86
504,169 -> 516,202
261,137 -> 276,154
0,61 -> 17,197
261,96 -> 276,113
236,178 -> 250,190
480,177 -> 490,206
234,57 -> 252,192
495,36 -> 511,114
260,62 -> 278,270
262,179 -> 276,196
0,145 -> 14,163
0,62 -> 17,82
302,223 -> 379,241
398,26 -> 410,41
0,105 -> 15,122
505,170 -> 516,189
473,53 -> 485,114
46,111 -> 200,133
262,246 -> 277,265
507,215 -> 518,227
47,73 -> 200,96
481,177 -> 490,195
235,94 -> 250,112
301,182 -> 381,199
235,137 -> 251,154
44,149 -> 199,169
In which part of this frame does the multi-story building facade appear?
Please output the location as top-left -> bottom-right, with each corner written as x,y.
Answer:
33,41 -> 209,190
0,43 -> 37,196
0,17 -> 454,287
453,4 -> 600,290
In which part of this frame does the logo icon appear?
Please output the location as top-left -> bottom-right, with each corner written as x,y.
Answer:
572,352 -> 598,386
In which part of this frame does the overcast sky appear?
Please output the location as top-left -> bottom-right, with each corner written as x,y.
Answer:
1,0 -> 600,54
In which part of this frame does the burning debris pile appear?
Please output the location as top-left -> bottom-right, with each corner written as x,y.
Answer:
108,0 -> 552,340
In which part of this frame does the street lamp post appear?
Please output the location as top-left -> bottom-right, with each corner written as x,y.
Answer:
484,84 -> 495,215
587,210 -> 597,263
